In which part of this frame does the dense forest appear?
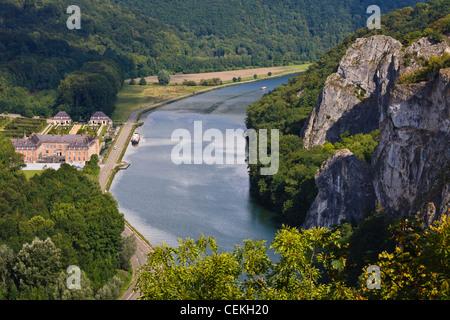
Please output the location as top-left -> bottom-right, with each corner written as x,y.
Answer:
0,134 -> 134,299
0,0 -> 422,120
245,0 -> 450,227
115,0 -> 424,64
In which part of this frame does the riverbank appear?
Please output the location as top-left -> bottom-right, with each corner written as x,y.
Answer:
106,70 -> 306,300
113,65 -> 308,123
106,68 -> 308,191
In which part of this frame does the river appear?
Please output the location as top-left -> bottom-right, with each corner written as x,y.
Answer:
110,74 -> 297,253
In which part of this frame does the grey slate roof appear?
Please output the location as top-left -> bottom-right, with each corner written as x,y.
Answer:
90,111 -> 111,120
12,134 -> 97,150
53,111 -> 72,119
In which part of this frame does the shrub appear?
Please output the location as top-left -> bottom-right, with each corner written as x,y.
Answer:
182,79 -> 197,86
157,70 -> 171,86
199,78 -> 222,86
398,52 -> 450,84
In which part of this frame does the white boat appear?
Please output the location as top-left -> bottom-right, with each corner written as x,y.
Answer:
131,132 -> 140,145
260,86 -> 267,90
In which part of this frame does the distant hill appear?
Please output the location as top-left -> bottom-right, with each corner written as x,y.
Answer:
0,0 -> 425,119
116,0 -> 424,63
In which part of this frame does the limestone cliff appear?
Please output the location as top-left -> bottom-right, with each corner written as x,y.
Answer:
301,35 -> 449,148
372,67 -> 450,225
302,149 -> 376,229
302,35 -> 450,229
301,35 -> 403,148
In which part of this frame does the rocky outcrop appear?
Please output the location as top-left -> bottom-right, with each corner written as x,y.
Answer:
301,35 -> 403,148
372,67 -> 450,223
303,149 -> 376,229
301,35 -> 449,148
302,35 -> 450,229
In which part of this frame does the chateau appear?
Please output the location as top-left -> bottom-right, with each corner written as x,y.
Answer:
12,133 -> 100,165
11,111 -> 113,165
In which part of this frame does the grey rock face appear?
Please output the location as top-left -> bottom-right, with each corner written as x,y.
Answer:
301,36 -> 450,149
303,149 -> 376,229
372,68 -> 450,223
302,35 -> 450,229
301,35 -> 403,148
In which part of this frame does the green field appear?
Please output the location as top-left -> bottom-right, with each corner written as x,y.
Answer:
112,83 -> 204,122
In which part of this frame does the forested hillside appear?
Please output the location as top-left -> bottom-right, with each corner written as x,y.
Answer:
1,0 -> 422,120
116,0 -> 423,63
0,0 -> 187,119
245,0 -> 450,227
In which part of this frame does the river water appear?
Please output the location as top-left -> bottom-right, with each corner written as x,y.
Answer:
110,74 -> 297,253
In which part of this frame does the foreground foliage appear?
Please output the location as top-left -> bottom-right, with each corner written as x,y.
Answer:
135,213 -> 450,300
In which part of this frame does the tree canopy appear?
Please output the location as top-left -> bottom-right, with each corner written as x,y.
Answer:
0,134 -> 129,299
0,0 -> 425,118
135,213 -> 450,300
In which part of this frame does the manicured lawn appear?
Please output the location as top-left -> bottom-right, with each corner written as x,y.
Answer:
47,124 -> 74,135
112,83 -> 204,122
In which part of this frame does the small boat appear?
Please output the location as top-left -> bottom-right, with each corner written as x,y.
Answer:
131,132 -> 140,145
260,86 -> 267,90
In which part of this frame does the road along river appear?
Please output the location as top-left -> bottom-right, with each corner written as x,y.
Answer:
110,74 -> 297,253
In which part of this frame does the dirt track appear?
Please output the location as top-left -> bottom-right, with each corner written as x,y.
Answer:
130,66 -> 300,84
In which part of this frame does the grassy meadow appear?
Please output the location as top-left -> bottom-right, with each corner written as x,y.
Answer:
112,83 -> 204,122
